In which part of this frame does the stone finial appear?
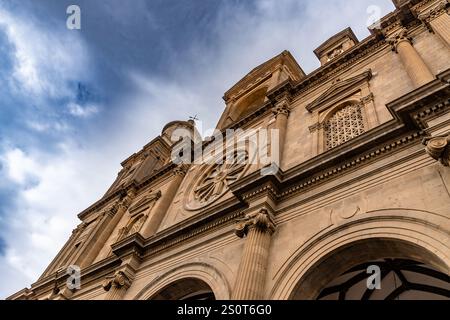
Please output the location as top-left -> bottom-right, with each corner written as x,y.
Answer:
423,135 -> 450,166
235,208 -> 276,238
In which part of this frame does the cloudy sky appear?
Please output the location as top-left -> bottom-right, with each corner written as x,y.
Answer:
0,0 -> 395,298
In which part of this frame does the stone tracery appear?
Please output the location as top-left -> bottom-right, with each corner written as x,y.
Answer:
324,104 -> 366,150
189,150 -> 249,209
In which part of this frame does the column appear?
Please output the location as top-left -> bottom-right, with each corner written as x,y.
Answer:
77,188 -> 136,268
232,209 -> 276,300
272,100 -> 290,168
388,28 -> 435,87
418,1 -> 450,48
141,165 -> 187,237
103,271 -> 132,300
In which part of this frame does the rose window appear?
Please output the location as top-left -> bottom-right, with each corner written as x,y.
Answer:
187,150 -> 248,210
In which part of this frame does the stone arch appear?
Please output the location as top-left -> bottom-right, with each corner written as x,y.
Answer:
270,209 -> 450,300
319,99 -> 361,124
133,262 -> 231,300
229,86 -> 268,122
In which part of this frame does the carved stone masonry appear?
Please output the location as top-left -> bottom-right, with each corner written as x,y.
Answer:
235,208 -> 277,238
103,271 -> 132,293
272,104 -> 290,117
173,165 -> 188,177
387,28 -> 413,53
417,0 -> 449,23
423,135 -> 450,166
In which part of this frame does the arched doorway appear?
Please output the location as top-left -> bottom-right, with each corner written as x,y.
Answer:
289,238 -> 450,300
317,258 -> 450,300
149,278 -> 216,300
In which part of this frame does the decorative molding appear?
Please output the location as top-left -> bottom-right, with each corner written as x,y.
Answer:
128,191 -> 161,215
117,214 -> 148,242
145,210 -> 243,258
306,70 -> 373,112
413,98 -> 450,129
290,39 -> 385,102
240,181 -> 280,202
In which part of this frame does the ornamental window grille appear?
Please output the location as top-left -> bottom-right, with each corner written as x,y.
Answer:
324,104 -> 365,150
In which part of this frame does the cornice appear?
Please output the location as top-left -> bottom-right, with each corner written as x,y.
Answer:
282,37 -> 386,104
313,27 -> 359,59
223,50 -> 305,102
305,69 -> 373,113
143,209 -> 243,258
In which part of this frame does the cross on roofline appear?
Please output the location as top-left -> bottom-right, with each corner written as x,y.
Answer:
189,114 -> 199,121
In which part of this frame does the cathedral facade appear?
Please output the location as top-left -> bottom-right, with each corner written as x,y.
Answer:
8,0 -> 450,300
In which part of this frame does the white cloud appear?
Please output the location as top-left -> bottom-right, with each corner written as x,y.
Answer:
0,7 -> 90,99
2,149 -> 40,185
67,102 -> 99,118
0,144 -> 119,296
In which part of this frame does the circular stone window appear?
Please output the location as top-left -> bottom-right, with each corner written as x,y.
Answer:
185,149 -> 249,211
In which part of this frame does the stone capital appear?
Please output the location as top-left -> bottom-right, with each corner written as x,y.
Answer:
272,104 -> 290,118
387,28 -> 413,53
360,93 -> 375,105
173,165 -> 188,177
308,123 -> 319,133
235,208 -> 276,238
415,0 -> 449,23
103,271 -> 132,291
423,135 -> 450,166
118,188 -> 137,211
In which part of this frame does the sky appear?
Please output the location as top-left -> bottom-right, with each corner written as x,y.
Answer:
0,0 -> 395,298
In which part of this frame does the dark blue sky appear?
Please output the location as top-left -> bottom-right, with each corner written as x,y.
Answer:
0,0 -> 395,298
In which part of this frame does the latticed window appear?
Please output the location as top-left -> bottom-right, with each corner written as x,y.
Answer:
325,104 -> 365,150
